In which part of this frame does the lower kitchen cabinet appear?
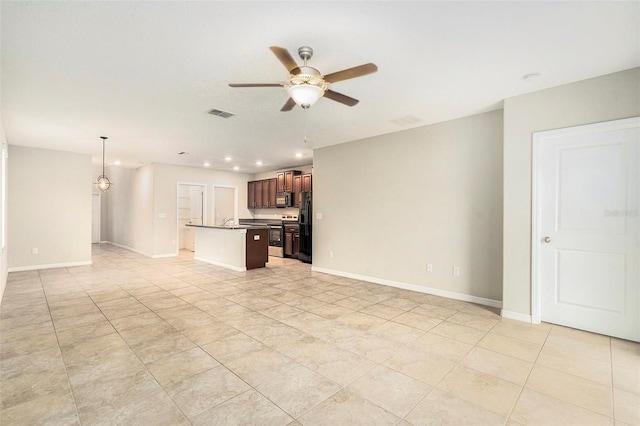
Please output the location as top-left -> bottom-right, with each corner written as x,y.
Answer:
284,226 -> 300,259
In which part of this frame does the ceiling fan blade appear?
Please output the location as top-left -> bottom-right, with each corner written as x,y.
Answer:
323,90 -> 359,107
229,83 -> 283,88
280,98 -> 296,112
324,63 -> 378,84
269,46 -> 299,72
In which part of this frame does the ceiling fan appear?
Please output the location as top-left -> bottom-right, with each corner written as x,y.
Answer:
229,46 -> 378,111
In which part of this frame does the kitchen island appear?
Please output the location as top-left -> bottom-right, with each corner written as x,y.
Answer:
186,224 -> 269,271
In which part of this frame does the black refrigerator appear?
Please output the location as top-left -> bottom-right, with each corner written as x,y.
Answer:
298,191 -> 312,263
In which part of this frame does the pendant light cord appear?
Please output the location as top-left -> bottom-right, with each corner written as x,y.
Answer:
100,136 -> 108,176
102,138 -> 105,176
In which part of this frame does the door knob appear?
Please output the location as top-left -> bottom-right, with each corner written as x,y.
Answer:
543,236 -> 551,243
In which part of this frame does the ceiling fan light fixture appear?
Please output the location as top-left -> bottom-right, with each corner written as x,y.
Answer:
286,82 -> 325,108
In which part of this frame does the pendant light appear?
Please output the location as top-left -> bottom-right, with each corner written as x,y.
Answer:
94,136 -> 112,192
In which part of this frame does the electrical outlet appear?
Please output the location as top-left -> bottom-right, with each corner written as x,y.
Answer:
453,266 -> 460,276
329,250 -> 334,258
426,263 -> 433,272
31,248 -> 38,255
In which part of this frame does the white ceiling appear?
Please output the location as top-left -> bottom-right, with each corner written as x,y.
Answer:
2,1 -> 638,173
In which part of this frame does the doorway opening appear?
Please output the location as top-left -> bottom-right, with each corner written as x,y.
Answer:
177,183 -> 206,252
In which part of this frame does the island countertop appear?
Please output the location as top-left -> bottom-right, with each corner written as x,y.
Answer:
186,224 -> 269,230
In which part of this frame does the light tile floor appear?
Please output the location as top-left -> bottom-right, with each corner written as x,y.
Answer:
1,244 -> 638,425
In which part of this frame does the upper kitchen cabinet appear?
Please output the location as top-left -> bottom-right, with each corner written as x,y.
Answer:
277,170 -> 301,193
248,181 -> 256,208
255,180 -> 263,208
268,178 -> 277,208
261,180 -> 270,208
293,175 -> 302,207
293,173 -> 312,208
302,174 -> 312,192
276,173 -> 285,193
249,171 -> 307,210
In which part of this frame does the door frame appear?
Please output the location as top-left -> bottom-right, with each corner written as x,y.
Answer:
531,116 -> 640,324
176,182 -> 207,255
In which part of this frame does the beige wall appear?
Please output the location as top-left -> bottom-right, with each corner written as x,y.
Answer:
0,118 -> 8,301
103,165 -> 155,256
313,110 -> 504,304
8,145 -> 92,270
502,67 -> 640,317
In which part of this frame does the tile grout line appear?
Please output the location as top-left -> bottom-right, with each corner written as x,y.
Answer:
38,267 -> 85,426
500,319 -> 551,425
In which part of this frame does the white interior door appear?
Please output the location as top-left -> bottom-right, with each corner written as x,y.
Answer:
533,117 -> 639,342
91,193 -> 100,244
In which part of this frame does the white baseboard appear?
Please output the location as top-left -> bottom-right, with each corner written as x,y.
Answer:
194,256 -> 246,272
104,242 -> 176,259
151,253 -> 178,259
311,266 -> 502,309
500,309 -> 533,323
8,260 -> 92,273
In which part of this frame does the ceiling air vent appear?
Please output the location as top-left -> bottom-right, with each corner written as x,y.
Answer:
207,108 -> 235,119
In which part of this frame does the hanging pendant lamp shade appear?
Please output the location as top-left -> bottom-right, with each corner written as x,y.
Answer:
94,136 -> 112,192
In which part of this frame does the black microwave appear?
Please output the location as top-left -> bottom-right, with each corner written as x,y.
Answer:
275,192 -> 292,208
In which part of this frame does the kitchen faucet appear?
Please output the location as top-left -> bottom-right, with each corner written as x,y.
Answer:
221,217 -> 234,226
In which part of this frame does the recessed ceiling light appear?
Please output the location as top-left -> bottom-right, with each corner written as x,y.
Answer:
113,160 -> 121,166
295,153 -> 303,158
203,162 -> 210,167
233,166 -> 239,171
256,160 -> 263,166
224,156 -> 232,162
523,73 -> 540,81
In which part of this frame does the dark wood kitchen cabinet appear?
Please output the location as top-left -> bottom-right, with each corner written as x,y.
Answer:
261,180 -> 270,208
248,179 -> 277,209
247,181 -> 256,208
254,181 -> 264,208
302,173 -> 312,192
276,173 -> 286,193
284,224 -> 300,258
277,170 -> 301,193
293,175 -> 302,208
268,178 -> 277,208
293,173 -> 312,208
249,172 -> 305,210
